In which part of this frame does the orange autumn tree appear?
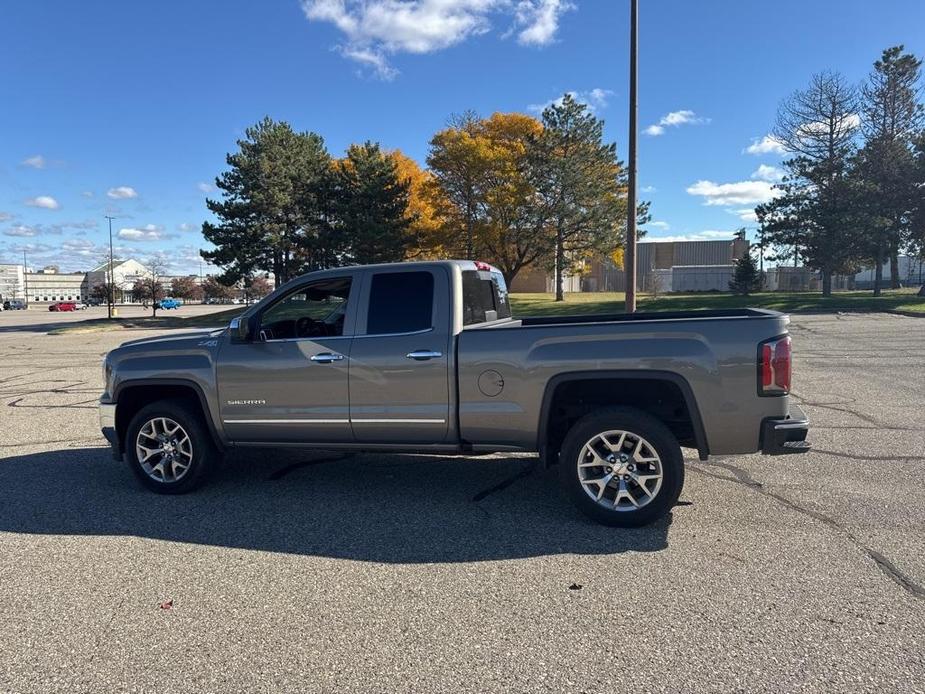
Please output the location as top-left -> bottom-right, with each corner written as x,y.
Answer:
426,111 -> 553,286
388,150 -> 451,258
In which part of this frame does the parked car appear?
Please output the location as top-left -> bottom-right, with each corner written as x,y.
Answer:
155,298 -> 183,310
3,299 -> 26,310
99,260 -> 809,527
49,301 -> 77,312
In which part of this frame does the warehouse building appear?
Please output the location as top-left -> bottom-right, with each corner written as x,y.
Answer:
583,236 -> 750,293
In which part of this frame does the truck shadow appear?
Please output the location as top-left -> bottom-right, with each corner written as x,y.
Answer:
0,447 -> 672,562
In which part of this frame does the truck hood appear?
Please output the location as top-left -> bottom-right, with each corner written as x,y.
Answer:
118,328 -> 226,349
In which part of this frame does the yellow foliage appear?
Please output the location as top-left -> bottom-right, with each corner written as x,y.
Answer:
610,247 -> 624,269
388,149 -> 450,258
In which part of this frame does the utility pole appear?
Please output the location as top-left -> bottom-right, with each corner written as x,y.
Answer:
22,250 -> 28,306
624,0 -> 639,313
105,215 -> 116,319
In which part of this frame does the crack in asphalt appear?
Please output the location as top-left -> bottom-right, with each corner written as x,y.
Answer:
811,448 -> 925,463
689,460 -> 925,601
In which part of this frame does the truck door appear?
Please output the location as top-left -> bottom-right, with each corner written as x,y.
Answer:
217,274 -> 358,443
348,267 -> 451,443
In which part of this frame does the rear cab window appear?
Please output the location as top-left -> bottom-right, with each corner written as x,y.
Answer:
462,269 -> 511,326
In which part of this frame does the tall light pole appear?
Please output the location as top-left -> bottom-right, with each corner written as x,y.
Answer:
625,0 -> 639,313
22,250 -> 28,306
105,215 -> 116,319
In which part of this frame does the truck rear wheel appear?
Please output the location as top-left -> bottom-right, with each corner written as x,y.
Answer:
558,407 -> 684,527
125,399 -> 218,494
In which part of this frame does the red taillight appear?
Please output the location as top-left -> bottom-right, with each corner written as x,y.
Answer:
759,335 -> 791,395
772,337 -> 791,391
761,344 -> 774,388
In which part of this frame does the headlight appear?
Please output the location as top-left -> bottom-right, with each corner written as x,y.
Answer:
102,355 -> 113,392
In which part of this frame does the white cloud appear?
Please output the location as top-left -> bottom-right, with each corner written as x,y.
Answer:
528,87 -> 613,115
4,225 -> 37,237
81,191 -> 94,198
61,238 -> 96,254
686,179 -> 778,206
644,110 -> 708,136
21,155 -> 46,169
178,222 -> 195,232
107,186 -> 138,199
641,185 -> 656,194
646,230 -> 739,243
118,224 -> 170,242
25,195 -> 60,210
302,0 -> 570,79
0,212 -> 12,222
197,182 -> 215,193
731,208 -> 759,223
647,221 -> 670,231
514,0 -> 575,46
745,134 -> 786,155
751,164 -> 785,182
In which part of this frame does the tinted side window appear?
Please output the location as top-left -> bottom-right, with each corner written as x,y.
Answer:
366,271 -> 434,335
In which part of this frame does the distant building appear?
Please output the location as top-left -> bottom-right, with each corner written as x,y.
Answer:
583,237 -> 750,293
0,264 -> 25,301
853,256 -> 924,290
25,266 -> 87,303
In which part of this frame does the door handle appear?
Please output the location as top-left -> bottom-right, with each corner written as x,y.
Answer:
406,350 -> 443,361
310,352 -> 345,364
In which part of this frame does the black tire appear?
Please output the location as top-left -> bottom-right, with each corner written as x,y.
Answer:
558,406 -> 684,527
125,399 -> 218,494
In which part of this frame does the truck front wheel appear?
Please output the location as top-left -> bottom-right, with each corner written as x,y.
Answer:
558,407 -> 684,527
125,399 -> 218,494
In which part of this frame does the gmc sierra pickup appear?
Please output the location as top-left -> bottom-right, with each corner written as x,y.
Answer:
100,260 -> 809,526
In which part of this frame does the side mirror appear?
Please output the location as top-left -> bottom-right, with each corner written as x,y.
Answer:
229,317 -> 251,342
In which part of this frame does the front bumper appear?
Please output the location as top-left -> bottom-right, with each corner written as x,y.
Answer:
761,404 -> 810,455
99,401 -> 121,460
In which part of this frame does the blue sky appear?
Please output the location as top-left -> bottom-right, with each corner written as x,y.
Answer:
2,0 -> 924,274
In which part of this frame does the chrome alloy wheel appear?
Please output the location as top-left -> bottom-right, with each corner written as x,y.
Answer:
576,430 -> 664,512
135,417 -> 194,483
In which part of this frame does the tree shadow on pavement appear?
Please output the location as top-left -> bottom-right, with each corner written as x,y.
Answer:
0,447 -> 673,563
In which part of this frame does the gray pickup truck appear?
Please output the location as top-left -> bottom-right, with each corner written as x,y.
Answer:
100,260 -> 809,526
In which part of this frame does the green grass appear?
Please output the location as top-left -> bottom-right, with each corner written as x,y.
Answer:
47,306 -> 247,335
509,288 -> 925,317
47,289 -> 924,335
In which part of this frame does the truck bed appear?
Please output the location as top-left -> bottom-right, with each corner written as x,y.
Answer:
456,308 -> 792,456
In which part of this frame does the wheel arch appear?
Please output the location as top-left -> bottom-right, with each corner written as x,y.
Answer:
537,370 -> 709,464
114,379 -> 225,456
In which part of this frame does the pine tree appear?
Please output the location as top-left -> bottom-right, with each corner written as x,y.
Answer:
729,249 -> 762,295
201,117 -> 334,288
527,94 -> 626,301
336,142 -> 412,265
756,72 -> 863,297
858,46 -> 924,292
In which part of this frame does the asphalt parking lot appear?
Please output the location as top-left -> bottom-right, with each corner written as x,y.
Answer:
0,310 -> 923,692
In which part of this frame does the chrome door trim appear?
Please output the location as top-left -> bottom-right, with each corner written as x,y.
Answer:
222,418 -> 445,425
222,418 -> 350,424
354,327 -> 434,339
351,418 -> 446,424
